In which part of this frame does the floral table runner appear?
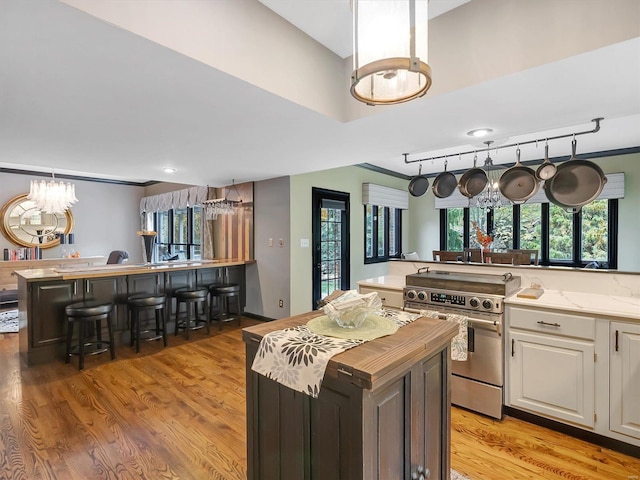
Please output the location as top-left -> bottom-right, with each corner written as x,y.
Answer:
251,309 -> 421,398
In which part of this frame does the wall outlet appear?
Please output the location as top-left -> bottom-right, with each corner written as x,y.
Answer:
279,238 -> 284,247
300,238 -> 309,248
279,299 -> 284,308
268,238 -> 273,247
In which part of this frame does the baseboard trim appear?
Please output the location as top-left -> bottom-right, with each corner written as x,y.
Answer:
504,406 -> 640,458
242,312 -> 275,322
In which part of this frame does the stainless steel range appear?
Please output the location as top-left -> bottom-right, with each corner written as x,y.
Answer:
403,268 -> 521,419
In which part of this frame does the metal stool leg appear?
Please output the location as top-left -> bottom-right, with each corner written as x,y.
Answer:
78,318 -> 85,370
65,319 -> 73,364
107,312 -> 115,360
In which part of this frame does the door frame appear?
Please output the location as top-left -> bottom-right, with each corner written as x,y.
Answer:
312,187 -> 350,310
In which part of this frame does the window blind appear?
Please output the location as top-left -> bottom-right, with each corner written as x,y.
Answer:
362,183 -> 409,210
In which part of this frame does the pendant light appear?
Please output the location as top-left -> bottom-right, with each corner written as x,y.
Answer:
27,171 -> 78,214
351,0 -> 432,105
476,141 -> 504,211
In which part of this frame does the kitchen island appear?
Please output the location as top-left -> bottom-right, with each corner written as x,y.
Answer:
243,310 -> 459,480
15,259 -> 250,365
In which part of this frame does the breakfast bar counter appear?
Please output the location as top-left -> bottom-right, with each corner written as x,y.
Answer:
15,259 -> 251,365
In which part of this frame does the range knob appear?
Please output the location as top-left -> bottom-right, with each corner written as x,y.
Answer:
406,290 -> 417,300
417,290 -> 428,301
482,299 -> 494,310
469,297 -> 480,309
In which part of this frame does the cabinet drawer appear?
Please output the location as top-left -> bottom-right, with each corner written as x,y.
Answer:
359,287 -> 404,309
508,307 -> 595,340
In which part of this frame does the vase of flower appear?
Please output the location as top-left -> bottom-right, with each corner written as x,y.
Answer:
137,230 -> 157,263
481,242 -> 493,263
472,221 -> 493,263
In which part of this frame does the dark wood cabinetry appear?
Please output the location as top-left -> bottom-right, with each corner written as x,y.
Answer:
244,312 -> 457,480
16,261 -> 247,365
25,279 -> 79,360
85,276 -> 126,330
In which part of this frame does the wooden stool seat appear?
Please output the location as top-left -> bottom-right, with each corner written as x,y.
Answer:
127,293 -> 167,353
208,283 -> 242,330
65,300 -> 115,370
174,287 -> 209,339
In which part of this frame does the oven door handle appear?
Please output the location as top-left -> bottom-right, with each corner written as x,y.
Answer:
466,317 -> 502,336
404,307 -> 502,336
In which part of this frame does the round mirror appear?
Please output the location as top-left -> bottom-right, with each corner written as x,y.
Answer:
0,193 -> 74,249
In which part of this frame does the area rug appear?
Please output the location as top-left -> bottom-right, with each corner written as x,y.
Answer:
451,469 -> 471,480
0,309 -> 19,333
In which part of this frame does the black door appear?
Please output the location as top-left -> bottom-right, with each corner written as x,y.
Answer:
312,188 -> 350,309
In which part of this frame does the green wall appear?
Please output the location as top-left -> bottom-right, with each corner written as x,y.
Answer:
289,166 -> 409,315
285,152 -> 639,316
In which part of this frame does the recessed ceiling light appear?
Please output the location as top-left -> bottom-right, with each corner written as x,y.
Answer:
163,167 -> 176,174
467,128 -> 494,138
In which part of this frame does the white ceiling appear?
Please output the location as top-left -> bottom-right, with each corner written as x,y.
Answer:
0,0 -> 639,187
258,0 -> 471,58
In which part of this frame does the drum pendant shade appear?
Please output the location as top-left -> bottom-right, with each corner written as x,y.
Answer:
351,0 -> 432,105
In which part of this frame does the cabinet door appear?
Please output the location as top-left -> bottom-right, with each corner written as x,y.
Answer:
358,286 -> 403,309
610,321 -> 640,440
364,373 -> 409,480
363,351 -> 447,480
29,280 -> 78,348
419,352 -> 448,480
128,273 -> 163,296
509,330 -> 595,428
85,276 -> 125,330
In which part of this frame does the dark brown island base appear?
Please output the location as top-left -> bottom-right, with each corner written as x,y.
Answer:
14,260 -> 249,365
243,312 -> 459,480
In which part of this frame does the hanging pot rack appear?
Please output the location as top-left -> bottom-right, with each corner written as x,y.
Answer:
403,117 -> 603,165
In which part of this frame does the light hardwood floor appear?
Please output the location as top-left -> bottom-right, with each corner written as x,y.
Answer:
1,317 -> 638,479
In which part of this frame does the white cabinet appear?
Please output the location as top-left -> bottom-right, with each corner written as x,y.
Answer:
610,321 -> 640,441
358,286 -> 404,309
507,306 -> 596,428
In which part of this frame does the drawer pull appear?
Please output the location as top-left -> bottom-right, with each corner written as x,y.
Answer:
537,321 -> 561,327
337,368 -> 352,377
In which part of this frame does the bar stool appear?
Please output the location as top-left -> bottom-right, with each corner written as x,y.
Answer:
208,283 -> 242,330
65,301 -> 115,370
174,287 -> 209,339
128,293 -> 167,353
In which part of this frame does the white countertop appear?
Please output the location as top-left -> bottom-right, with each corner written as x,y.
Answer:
505,289 -> 640,321
357,275 -> 640,322
357,275 -> 405,289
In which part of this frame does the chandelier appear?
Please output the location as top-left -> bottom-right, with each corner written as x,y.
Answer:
475,142 -> 505,210
350,0 -> 432,105
27,172 -> 78,214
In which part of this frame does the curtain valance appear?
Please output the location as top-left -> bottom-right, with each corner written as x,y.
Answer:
140,186 -> 209,214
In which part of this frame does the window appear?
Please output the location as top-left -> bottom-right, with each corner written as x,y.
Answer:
445,208 -> 464,250
440,199 -> 617,268
365,205 -> 401,263
151,206 -> 202,261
